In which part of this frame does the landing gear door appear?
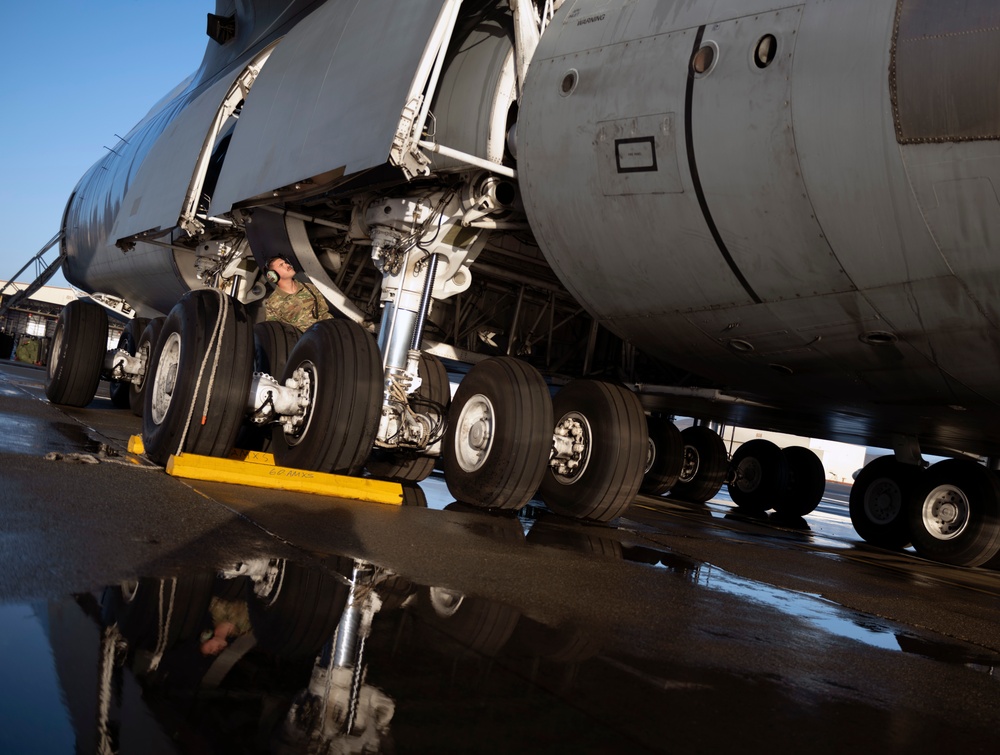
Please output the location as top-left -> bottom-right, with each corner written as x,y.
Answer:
208,0 -> 451,216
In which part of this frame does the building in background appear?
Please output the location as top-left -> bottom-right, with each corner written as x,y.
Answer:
0,281 -> 123,366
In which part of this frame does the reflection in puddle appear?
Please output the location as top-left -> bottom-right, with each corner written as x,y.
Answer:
0,603 -> 75,753
695,564 -> 998,664
3,533 -> 998,751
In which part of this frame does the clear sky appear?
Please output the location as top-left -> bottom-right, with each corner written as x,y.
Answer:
0,0 -> 212,288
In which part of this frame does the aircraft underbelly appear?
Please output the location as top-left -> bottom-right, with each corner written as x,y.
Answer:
208,0 -> 448,215
521,0 -> 1000,412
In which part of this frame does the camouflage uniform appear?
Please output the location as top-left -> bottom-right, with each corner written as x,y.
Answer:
264,281 -> 333,332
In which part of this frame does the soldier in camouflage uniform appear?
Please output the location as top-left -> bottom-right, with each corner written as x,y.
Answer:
263,255 -> 333,332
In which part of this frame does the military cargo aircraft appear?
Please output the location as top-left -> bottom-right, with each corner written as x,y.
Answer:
44,0 -> 1000,567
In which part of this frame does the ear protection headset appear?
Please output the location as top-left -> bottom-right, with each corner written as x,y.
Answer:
264,255 -> 290,285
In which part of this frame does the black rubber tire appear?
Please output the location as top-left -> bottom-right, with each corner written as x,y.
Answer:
367,352 -> 449,482
443,357 -> 552,510
108,317 -> 150,409
142,291 -> 255,466
100,574 -> 215,652
667,425 -> 728,503
271,319 -> 381,474
237,321 -> 302,451
727,439 -> 789,512
907,459 -> 1000,567
247,559 -> 351,661
45,299 -> 108,407
539,380 -> 648,522
849,456 -> 919,549
773,446 -> 826,517
254,320 -> 300,378
130,317 -> 165,417
641,415 -> 684,495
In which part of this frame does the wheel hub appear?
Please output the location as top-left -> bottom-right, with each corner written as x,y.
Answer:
678,444 -> 701,483
453,393 -> 495,473
922,484 -> 970,540
865,478 -> 902,523
150,332 -> 182,425
734,457 -> 763,493
549,412 -> 592,484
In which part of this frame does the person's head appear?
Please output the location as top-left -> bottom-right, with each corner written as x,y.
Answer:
265,255 -> 295,284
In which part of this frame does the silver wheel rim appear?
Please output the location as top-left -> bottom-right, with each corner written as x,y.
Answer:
453,393 -> 495,473
864,477 -> 902,524
645,437 -> 656,475
134,339 -> 152,391
48,321 -> 64,380
679,444 -> 701,483
150,332 -> 181,426
921,484 -> 970,540
734,456 -> 764,493
282,361 -> 316,447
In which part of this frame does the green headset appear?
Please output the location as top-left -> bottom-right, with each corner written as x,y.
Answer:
264,255 -> 291,285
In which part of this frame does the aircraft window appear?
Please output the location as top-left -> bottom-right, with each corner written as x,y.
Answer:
691,44 -> 715,75
753,34 -> 777,68
560,69 -> 579,96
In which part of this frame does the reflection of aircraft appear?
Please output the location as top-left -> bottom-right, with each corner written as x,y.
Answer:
42,1 -> 1000,565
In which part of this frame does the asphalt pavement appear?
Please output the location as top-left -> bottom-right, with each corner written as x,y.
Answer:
1,359 -> 998,754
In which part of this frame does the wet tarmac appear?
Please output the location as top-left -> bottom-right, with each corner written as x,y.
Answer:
1,359 -> 998,753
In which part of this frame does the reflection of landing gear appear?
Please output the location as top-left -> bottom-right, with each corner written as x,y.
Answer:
908,459 -> 1000,567
278,561 -> 396,752
540,380 -> 647,522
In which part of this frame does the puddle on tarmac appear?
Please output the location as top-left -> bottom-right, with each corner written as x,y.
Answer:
3,525 -> 997,755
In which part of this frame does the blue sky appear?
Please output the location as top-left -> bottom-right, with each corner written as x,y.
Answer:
0,0 -> 211,288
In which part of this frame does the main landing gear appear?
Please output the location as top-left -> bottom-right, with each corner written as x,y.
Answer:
726,439 -> 826,517
850,456 -> 1000,567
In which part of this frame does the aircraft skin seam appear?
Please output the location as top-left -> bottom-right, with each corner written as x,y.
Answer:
683,25 -> 763,306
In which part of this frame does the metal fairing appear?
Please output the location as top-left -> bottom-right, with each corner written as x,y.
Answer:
208,0 -> 450,215
519,0 -> 1000,454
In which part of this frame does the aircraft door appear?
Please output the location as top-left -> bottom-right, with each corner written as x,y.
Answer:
688,6 -> 854,303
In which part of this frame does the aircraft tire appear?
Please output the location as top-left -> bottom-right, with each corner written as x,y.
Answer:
641,415 -> 684,495
45,298 -> 108,407
236,321 -> 301,451
271,319 -> 381,474
727,439 -> 789,512
130,317 -> 165,417
907,459 -> 1000,567
667,426 -> 728,503
539,380 -> 648,522
109,317 -> 149,409
253,320 -> 300,378
848,456 -> 918,549
247,559 -> 351,660
142,291 -> 254,466
367,352 -> 449,482
773,446 -> 826,517
443,357 -> 552,510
